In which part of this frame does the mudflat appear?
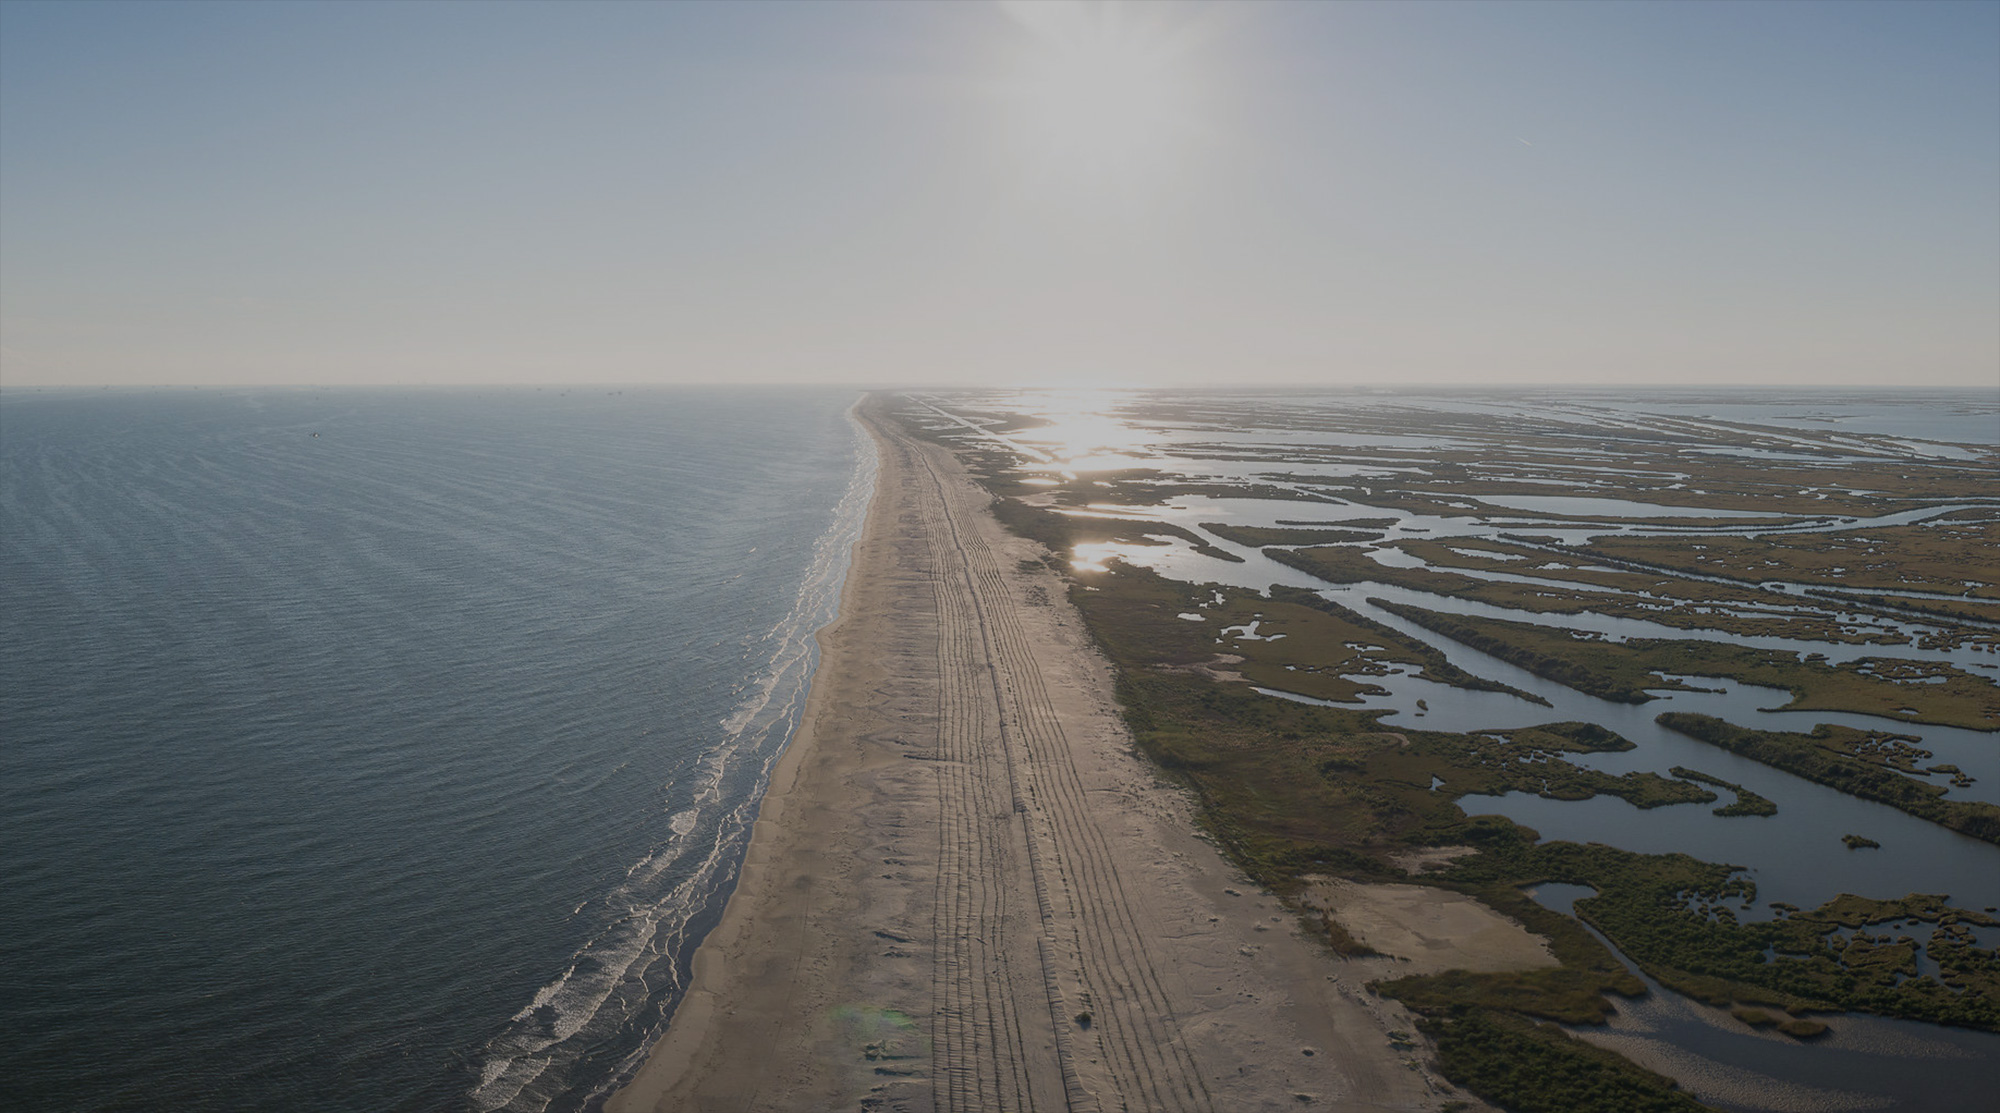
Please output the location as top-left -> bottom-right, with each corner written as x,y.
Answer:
608,396 -> 1484,1112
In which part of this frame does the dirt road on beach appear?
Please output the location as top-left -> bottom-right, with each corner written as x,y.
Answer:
607,395 -> 1466,1112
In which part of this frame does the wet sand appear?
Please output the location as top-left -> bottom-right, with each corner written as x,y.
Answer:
607,395 -> 1497,1112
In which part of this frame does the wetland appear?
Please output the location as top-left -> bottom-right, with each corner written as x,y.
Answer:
903,388 -> 2000,1113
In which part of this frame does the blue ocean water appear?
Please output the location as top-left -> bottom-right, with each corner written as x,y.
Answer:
0,387 -> 873,1112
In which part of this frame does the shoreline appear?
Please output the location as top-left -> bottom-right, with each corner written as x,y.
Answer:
604,393 -> 909,1110
606,394 -> 1512,1111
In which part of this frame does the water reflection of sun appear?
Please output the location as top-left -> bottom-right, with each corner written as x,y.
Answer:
1014,391 -> 1154,472
1069,541 -> 1125,573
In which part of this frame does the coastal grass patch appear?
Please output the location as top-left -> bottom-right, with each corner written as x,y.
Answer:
1641,647 -> 2000,731
1265,586 -> 1548,705
1198,522 -> 1383,547
1417,837 -> 2000,1032
1374,600 -> 2000,730
1418,1009 -> 1710,1113
1657,714 -> 2000,844
1269,545 -> 1919,647
1580,521 -> 2000,601
1670,768 -> 1777,817
1101,479 -> 1351,506
1060,559 -> 1545,706
1370,599 -> 1675,704
1808,590 -> 2000,629
1387,722 -> 1716,814
1273,429 -> 1998,519
989,498 -> 1244,564
1393,538 -> 1802,609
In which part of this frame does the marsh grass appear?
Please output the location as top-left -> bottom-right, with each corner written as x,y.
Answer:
1658,714 -> 2000,843
1378,600 -> 2000,730
1581,521 -> 2000,603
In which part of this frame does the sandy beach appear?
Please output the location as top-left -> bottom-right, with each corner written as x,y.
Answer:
607,395 -> 1521,1112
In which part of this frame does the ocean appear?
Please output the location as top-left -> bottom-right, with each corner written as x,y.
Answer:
0,386 -> 874,1112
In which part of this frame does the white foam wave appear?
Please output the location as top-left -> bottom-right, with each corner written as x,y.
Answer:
470,401 -> 878,1112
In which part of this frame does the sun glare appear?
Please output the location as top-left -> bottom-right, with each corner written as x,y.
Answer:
995,1 -> 1205,194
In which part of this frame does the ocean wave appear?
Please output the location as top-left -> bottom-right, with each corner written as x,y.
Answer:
469,401 -> 879,1113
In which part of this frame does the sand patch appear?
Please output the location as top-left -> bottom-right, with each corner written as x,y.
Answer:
1160,652 -> 1248,685
1302,878 -> 1558,976
1387,845 -> 1478,875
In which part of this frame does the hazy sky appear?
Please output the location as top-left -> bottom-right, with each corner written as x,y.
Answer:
3,0 -> 1995,388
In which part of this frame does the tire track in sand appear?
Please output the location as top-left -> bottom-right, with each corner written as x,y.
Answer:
915,437 -> 1039,1113
893,421 -> 1214,1113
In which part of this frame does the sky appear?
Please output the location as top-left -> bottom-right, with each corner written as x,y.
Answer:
1,0 -> 1995,389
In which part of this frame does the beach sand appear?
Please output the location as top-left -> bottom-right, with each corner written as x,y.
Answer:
607,395 -> 1510,1112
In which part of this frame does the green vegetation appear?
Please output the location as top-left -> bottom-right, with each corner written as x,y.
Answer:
1266,586 -> 1548,705
1419,1010 -> 1709,1113
1268,542 -> 1483,588
1279,517 -> 1399,529
1055,559 -> 1543,706
1373,600 -> 2000,731
1809,588 -> 2000,630
1393,537 -> 1811,605
1197,522 -> 1381,547
1265,537 -> 2000,650
1316,913 -> 1379,958
1436,724 -> 1716,812
1657,714 -> 2000,844
1371,599 -> 1671,703
1843,835 -> 1881,850
1413,840 -> 2000,1031
1098,479 -> 1351,506
988,497 -> 1244,563
1581,521 -> 2000,602
1393,534 -> 1999,641
1730,1008 -> 1829,1038
1670,768 -> 1778,817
